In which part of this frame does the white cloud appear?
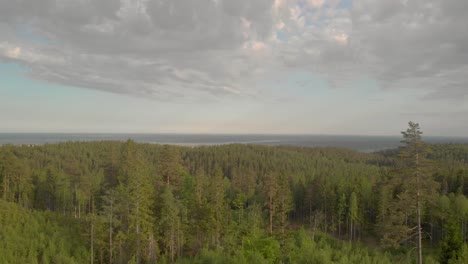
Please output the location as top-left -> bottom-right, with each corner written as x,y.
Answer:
223,86 -> 241,95
6,47 -> 21,58
333,33 -> 348,44
307,0 -> 325,9
274,0 -> 284,12
289,5 -> 305,29
251,41 -> 267,52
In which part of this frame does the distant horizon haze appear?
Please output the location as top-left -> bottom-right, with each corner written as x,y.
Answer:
0,130 -> 467,138
1,133 -> 468,153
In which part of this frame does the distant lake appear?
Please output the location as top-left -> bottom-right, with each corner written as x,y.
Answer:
1,133 -> 467,152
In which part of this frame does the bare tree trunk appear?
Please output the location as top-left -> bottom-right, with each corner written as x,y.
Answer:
338,220 -> 341,237
430,217 -> 433,247
269,196 -> 273,235
109,200 -> 113,264
91,195 -> 94,264
178,220 -> 182,258
3,175 -> 8,200
417,199 -> 422,264
405,212 -> 408,247
416,152 -> 423,264
169,229 -> 175,263
119,238 -> 122,263
91,216 -> 94,264
136,202 -> 140,264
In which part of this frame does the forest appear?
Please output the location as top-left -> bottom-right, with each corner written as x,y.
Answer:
1,122 -> 468,264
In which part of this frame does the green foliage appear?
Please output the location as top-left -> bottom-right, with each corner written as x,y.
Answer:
439,217 -> 464,264
0,200 -> 89,264
1,136 -> 468,263
244,236 -> 281,262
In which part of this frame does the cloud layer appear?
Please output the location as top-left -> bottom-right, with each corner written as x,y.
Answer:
1,0 -> 467,101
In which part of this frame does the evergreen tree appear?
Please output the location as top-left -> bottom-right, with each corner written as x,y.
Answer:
349,192 -> 359,241
439,216 -> 463,264
160,145 -> 182,187
336,193 -> 347,237
381,122 -> 439,263
102,188 -> 119,264
205,166 -> 228,247
122,140 -> 157,263
159,186 -> 183,263
263,173 -> 279,235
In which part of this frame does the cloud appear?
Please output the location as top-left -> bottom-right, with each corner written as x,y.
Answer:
0,0 -> 467,101
223,86 -> 241,95
6,47 -> 21,58
348,0 -> 468,99
0,0 -> 277,100
269,0 -> 468,100
307,0 -> 325,9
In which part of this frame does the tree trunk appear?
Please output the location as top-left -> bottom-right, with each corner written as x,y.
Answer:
416,152 -> 423,264
3,175 -> 8,200
109,200 -> 113,264
136,202 -> 140,264
269,196 -> 273,235
338,220 -> 341,237
171,233 -> 174,263
430,217 -> 433,247
417,199 -> 422,264
91,195 -> 94,264
119,238 -> 122,264
91,216 -> 94,264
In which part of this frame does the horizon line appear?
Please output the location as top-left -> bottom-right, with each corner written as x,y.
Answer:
0,132 -> 467,138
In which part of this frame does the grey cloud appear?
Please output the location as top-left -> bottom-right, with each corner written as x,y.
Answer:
274,0 -> 468,99
0,0 -> 278,101
1,0 -> 467,101
349,0 -> 468,98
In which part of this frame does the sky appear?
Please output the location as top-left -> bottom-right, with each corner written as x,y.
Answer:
0,0 -> 467,136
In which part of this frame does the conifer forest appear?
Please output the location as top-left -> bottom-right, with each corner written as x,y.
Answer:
1,122 -> 468,264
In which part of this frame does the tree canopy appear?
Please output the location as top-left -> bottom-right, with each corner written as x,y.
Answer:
1,124 -> 467,263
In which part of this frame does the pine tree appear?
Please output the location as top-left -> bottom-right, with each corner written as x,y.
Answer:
263,173 -> 279,235
122,140 -> 156,263
160,145 -> 182,187
102,189 -> 119,264
381,122 -> 439,263
206,166 -> 227,247
349,192 -> 359,241
263,173 -> 293,235
337,193 -> 347,237
439,216 -> 463,264
159,186 -> 182,263
276,174 -> 293,235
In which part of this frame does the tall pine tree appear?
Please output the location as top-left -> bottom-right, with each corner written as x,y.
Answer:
381,122 -> 439,263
